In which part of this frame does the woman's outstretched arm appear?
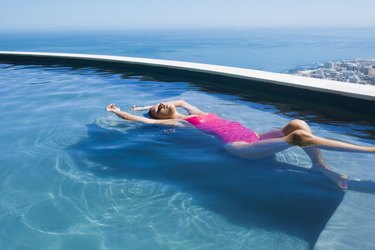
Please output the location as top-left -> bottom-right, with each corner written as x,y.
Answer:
132,100 -> 207,115
131,105 -> 154,111
168,100 -> 207,115
107,104 -> 181,126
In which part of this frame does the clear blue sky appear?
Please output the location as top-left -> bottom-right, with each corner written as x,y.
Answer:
1,0 -> 375,31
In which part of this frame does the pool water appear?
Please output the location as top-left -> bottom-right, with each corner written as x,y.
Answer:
1,63 -> 375,249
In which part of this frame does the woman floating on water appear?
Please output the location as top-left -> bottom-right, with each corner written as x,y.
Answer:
107,100 -> 375,189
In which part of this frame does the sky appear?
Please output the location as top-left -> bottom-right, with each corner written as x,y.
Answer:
1,0 -> 375,31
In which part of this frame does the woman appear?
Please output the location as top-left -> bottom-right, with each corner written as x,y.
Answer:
106,100 -> 375,189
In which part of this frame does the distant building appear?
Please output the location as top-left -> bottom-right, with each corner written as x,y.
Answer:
346,63 -> 357,71
291,58 -> 375,85
345,70 -> 356,78
324,62 -> 335,69
349,76 -> 360,83
365,67 -> 375,76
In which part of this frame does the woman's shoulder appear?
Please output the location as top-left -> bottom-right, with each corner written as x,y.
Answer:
185,112 -> 210,119
184,113 -> 218,125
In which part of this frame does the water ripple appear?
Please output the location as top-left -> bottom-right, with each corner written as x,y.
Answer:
2,63 -> 374,249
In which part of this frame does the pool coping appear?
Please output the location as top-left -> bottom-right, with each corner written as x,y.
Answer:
1,51 -> 375,102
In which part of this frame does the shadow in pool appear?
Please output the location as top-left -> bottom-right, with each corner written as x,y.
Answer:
348,179 -> 375,194
67,122 -> 346,248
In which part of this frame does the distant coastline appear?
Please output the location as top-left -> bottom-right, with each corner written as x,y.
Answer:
290,58 -> 375,85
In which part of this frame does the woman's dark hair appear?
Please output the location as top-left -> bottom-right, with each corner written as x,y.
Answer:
148,109 -> 159,119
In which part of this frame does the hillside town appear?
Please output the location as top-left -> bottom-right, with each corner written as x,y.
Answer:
291,59 -> 375,85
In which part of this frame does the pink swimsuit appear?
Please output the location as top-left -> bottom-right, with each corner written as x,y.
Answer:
185,113 -> 260,144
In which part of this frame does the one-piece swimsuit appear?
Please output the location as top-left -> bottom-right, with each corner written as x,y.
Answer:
185,113 -> 260,143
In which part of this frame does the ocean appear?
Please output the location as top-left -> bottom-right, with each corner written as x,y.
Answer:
1,27 -> 375,72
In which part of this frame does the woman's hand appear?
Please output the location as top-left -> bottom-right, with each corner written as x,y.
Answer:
131,105 -> 142,111
131,105 -> 153,111
106,103 -> 121,112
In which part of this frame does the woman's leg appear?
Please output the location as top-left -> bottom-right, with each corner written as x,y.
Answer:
225,138 -> 292,159
281,120 -> 348,189
226,120 -> 307,158
228,120 -> 373,188
259,120 -> 374,153
286,129 -> 375,153
258,120 -> 330,166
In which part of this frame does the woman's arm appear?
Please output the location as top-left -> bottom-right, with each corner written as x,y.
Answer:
132,100 -> 207,115
107,104 -> 182,126
167,100 -> 208,115
131,105 -> 153,111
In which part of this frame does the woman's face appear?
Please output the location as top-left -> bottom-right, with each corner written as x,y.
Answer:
149,102 -> 177,119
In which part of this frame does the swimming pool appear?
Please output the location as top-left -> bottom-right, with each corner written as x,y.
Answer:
1,59 -> 375,249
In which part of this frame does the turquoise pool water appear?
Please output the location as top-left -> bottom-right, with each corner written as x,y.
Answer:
1,63 -> 375,249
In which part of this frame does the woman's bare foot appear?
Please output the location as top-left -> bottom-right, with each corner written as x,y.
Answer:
311,163 -> 348,189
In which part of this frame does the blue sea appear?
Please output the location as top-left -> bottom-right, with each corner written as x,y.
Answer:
1,28 -> 375,250
1,28 -> 375,72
